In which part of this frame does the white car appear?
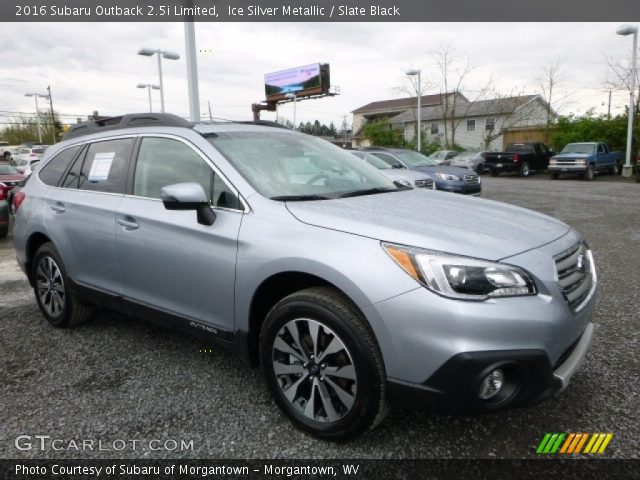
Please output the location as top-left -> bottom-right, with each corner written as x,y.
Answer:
12,146 -> 45,168
450,151 -> 488,173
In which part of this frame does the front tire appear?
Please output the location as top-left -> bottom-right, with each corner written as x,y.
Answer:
490,169 -> 500,177
259,287 -> 387,440
584,166 -> 595,181
32,243 -> 93,328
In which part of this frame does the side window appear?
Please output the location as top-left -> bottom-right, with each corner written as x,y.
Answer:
77,139 -> 134,193
597,144 -> 605,154
38,145 -> 81,186
466,120 -> 476,132
134,137 -> 240,209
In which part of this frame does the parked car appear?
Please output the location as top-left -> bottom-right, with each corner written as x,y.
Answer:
14,158 -> 41,177
548,142 -> 622,181
350,150 -> 435,190
12,146 -> 45,168
13,113 -> 597,440
428,150 -> 459,165
0,165 -> 26,237
363,147 -> 481,195
0,141 -> 18,161
450,151 -> 488,173
484,142 -> 554,177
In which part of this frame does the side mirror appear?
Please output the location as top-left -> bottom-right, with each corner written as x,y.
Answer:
160,182 -> 216,226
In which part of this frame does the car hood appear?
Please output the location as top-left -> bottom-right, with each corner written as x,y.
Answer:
379,169 -> 433,181
553,152 -> 592,159
410,165 -> 474,177
286,189 -> 570,260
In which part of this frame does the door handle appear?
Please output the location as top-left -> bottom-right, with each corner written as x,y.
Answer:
51,202 -> 65,213
117,216 -> 139,231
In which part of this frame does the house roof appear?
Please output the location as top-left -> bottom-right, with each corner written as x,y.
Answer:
351,93 -> 453,115
389,94 -> 547,124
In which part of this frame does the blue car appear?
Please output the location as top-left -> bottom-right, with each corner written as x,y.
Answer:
361,147 -> 481,195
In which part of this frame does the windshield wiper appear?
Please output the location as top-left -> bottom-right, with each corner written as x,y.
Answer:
270,194 -> 332,201
337,187 -> 406,198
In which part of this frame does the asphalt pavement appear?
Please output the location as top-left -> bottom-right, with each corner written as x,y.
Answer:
1,174 -> 638,459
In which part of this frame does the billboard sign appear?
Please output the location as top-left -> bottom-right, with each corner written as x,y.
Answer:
264,63 -> 328,100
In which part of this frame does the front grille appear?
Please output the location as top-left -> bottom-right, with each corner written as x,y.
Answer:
464,174 -> 479,184
414,179 -> 434,189
554,242 -> 595,311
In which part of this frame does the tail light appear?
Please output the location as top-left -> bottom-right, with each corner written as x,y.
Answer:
513,154 -> 520,163
12,191 -> 26,213
0,184 -> 6,201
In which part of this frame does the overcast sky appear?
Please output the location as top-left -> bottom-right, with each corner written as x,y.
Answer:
0,22 -> 635,129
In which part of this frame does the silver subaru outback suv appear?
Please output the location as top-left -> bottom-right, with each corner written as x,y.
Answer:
12,114 -> 597,440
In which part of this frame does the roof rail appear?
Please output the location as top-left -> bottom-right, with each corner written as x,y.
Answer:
62,113 -> 194,140
233,120 -> 292,130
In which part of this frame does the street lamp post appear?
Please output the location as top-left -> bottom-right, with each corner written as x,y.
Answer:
25,92 -> 50,143
285,93 -> 298,130
137,48 -> 181,113
137,83 -> 160,112
616,24 -> 638,178
406,69 -> 422,152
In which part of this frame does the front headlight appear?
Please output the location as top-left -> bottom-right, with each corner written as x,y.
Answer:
383,243 -> 536,300
435,172 -> 461,181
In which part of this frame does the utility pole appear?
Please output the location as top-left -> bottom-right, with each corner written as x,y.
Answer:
607,90 -> 612,119
208,100 -> 213,122
342,115 -> 348,148
47,86 -> 56,143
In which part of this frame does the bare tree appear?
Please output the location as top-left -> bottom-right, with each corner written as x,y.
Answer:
536,58 -> 571,144
480,91 -> 544,150
429,45 -> 494,148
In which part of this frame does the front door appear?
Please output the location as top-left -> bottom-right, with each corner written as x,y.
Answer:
115,136 -> 243,331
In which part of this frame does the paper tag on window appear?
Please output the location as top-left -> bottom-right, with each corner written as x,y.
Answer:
88,152 -> 115,181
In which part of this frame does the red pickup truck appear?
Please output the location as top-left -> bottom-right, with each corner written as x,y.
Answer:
484,142 -> 554,177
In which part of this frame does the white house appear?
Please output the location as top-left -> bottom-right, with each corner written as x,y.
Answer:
352,93 -> 553,151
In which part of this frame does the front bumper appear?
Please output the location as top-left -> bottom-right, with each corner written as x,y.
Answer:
387,322 -> 594,412
436,180 -> 481,195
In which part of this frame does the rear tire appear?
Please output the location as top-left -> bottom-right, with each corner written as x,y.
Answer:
519,162 -> 531,177
259,287 -> 387,440
0,226 -> 7,239
31,243 -> 93,328
475,163 -> 485,174
610,163 -> 621,175
490,169 -> 500,177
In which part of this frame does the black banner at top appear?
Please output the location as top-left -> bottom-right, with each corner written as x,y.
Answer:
4,0 -> 640,22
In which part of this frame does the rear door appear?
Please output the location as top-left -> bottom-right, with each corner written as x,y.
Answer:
44,137 -> 134,294
115,135 -> 243,332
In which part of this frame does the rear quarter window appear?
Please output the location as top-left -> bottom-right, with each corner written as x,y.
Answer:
77,138 -> 134,193
38,145 -> 82,186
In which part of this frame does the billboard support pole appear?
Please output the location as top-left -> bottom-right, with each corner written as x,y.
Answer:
184,18 -> 200,122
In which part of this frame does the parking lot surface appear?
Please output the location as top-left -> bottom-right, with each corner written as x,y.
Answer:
1,175 -> 638,459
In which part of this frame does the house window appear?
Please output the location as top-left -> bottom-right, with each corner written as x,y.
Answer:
467,120 -> 476,132
430,123 -> 438,134
485,118 -> 495,131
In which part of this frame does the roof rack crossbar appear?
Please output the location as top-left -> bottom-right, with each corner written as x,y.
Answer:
62,113 -> 194,140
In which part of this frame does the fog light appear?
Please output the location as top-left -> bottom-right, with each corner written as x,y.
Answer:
479,369 -> 505,400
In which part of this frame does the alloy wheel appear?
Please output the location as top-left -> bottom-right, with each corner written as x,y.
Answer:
271,318 -> 357,423
35,256 -> 66,318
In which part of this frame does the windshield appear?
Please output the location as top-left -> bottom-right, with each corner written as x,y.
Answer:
561,143 -> 596,154
393,150 -> 439,167
351,151 -> 395,170
208,131 -> 399,200
0,165 -> 19,175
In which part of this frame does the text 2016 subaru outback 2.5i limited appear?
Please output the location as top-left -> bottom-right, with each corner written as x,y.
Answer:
13,114 -> 597,440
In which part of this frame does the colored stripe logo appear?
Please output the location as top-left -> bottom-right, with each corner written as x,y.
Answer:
536,433 -> 613,454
